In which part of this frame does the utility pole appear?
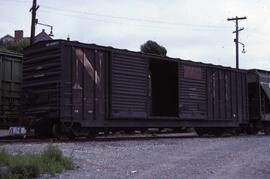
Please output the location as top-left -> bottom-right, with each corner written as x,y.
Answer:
30,0 -> 39,45
227,16 -> 247,69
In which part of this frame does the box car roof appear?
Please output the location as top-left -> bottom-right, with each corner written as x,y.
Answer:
25,39 -> 247,72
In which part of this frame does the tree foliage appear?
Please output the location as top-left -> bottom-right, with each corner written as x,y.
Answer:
140,40 -> 167,56
0,39 -> 30,53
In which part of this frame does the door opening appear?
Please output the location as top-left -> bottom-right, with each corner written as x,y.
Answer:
150,60 -> 179,117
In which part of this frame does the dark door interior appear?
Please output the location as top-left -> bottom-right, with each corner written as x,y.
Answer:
150,59 -> 179,117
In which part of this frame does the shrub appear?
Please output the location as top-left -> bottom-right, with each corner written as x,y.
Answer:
0,145 -> 75,179
12,163 -> 40,178
41,145 -> 75,175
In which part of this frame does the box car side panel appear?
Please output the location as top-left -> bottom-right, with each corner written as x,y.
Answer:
0,52 -> 22,128
23,42 -> 62,121
207,68 -> 229,121
178,62 -> 207,120
178,60 -> 248,124
110,51 -> 148,119
0,55 -> 2,112
206,68 -> 248,122
243,73 -> 248,122
61,44 -> 107,125
60,45 -> 73,123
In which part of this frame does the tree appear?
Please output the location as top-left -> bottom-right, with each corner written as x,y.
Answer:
140,40 -> 167,56
0,39 -> 30,53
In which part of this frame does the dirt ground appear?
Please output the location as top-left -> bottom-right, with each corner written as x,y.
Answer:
1,134 -> 270,179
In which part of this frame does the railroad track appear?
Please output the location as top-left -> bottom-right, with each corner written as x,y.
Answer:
1,131 -> 265,144
0,132 -> 199,143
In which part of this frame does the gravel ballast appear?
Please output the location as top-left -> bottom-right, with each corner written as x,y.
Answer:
1,135 -> 270,179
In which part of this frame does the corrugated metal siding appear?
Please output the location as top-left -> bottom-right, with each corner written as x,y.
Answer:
242,73 -> 248,121
179,63 -> 207,119
257,70 -> 270,83
0,52 -> 22,126
179,62 -> 248,122
110,52 -> 148,118
61,46 -> 106,122
257,70 -> 270,120
206,68 -> 248,121
23,43 -> 61,118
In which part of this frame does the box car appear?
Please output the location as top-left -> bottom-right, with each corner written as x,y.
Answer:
0,50 -> 22,129
248,69 -> 270,131
23,40 -> 248,136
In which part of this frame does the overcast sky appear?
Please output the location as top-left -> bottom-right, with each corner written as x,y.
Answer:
0,0 -> 270,70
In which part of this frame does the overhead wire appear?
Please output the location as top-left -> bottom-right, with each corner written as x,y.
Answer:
41,9 -> 233,31
40,5 -> 231,29
1,0 -> 232,31
40,10 -> 231,32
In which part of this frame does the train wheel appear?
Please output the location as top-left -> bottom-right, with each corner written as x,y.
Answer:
103,129 -> 110,135
124,130 -> 133,135
246,127 -> 258,135
210,128 -> 225,137
34,120 -> 52,138
195,128 -> 208,137
140,128 -> 147,134
87,130 -> 98,139
262,128 -> 270,135
231,128 -> 241,136
52,123 -> 62,139
67,132 -> 76,139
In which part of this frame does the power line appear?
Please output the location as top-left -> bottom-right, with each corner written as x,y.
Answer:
40,5 -> 230,30
4,0 -> 31,3
40,9 -> 230,32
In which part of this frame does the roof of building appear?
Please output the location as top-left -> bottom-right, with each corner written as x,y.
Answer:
0,34 -> 14,41
34,29 -> 53,43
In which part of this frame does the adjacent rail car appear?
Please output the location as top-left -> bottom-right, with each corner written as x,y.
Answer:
23,40 -> 249,137
0,50 -> 22,129
248,69 -> 270,132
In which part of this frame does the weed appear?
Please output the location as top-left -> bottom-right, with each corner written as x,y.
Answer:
0,145 -> 75,179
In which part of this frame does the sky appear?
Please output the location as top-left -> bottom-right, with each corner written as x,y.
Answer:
0,0 -> 270,70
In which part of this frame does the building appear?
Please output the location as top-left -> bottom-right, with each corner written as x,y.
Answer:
34,29 -> 53,43
0,30 -> 25,45
0,30 -> 52,45
0,35 -> 15,45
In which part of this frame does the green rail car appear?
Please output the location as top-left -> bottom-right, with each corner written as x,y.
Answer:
0,50 -> 22,129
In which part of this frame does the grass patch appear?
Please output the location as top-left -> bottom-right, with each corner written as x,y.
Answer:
0,145 -> 75,179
